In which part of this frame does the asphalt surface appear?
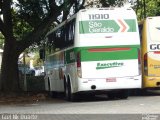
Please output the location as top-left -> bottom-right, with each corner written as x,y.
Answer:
0,90 -> 160,120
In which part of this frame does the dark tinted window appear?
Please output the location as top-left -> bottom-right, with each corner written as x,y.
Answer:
46,19 -> 76,50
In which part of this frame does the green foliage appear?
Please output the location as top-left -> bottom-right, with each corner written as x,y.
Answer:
0,33 -> 4,49
100,0 -> 125,7
32,52 -> 43,67
24,55 -> 31,66
16,0 -> 49,28
21,51 -> 43,68
135,0 -> 160,20
12,10 -> 33,41
146,0 -> 160,16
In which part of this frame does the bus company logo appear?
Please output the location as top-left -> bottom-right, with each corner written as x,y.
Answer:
149,64 -> 160,69
150,44 -> 160,50
79,19 -> 136,34
88,19 -> 128,33
89,21 -> 115,33
96,62 -> 124,70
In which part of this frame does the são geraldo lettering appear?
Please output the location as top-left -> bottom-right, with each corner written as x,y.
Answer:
88,21 -> 114,33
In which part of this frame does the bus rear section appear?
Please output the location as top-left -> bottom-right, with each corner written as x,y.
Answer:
61,8 -> 142,101
74,8 -> 142,98
143,52 -> 160,87
77,47 -> 141,92
142,16 -> 160,88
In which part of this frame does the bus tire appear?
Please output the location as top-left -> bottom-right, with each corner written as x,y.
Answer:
48,79 -> 57,98
50,91 -> 58,98
64,79 -> 71,101
64,79 -> 77,102
117,90 -> 129,99
107,92 -> 116,99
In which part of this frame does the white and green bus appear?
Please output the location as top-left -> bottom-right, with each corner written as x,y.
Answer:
41,8 -> 142,101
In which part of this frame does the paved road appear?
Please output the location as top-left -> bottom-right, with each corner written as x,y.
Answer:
0,91 -> 160,120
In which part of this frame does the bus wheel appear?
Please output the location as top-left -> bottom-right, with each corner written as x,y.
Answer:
117,90 -> 129,99
107,92 -> 116,99
48,79 -> 57,98
64,79 -> 77,102
50,91 -> 58,98
64,79 -> 71,101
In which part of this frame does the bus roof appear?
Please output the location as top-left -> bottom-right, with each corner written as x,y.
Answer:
46,7 -> 136,36
78,8 -> 136,20
139,16 -> 160,24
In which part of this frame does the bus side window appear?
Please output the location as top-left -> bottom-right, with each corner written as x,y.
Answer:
55,28 -> 65,48
64,19 -> 75,47
69,19 -> 75,45
46,18 -> 76,50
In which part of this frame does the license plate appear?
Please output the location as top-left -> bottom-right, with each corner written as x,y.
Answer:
106,78 -> 116,82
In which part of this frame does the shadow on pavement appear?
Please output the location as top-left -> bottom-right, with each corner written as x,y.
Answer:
129,88 -> 160,96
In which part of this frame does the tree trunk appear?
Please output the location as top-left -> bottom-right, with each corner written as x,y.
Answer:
1,37 -> 20,92
0,0 -> 20,92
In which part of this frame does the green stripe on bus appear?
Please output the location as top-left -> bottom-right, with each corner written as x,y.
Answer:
80,48 -> 138,61
65,45 -> 140,64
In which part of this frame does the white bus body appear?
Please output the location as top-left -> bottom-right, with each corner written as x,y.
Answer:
43,8 -> 142,101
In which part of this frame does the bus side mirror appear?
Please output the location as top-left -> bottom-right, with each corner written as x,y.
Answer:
39,49 -> 45,60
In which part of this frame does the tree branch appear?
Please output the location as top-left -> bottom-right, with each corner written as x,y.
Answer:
17,14 -> 56,54
79,0 -> 85,10
17,0 -> 84,55
43,0 -> 50,13
62,0 -> 74,21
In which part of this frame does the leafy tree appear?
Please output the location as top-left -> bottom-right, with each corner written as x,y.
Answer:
0,0 -> 84,92
100,0 -> 125,7
134,0 -> 160,20
0,0 -> 126,93
85,0 -> 126,8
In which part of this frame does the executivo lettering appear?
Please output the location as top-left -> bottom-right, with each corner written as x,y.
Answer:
96,62 -> 124,70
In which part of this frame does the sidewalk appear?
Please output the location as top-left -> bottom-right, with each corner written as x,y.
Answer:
0,92 -> 48,105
